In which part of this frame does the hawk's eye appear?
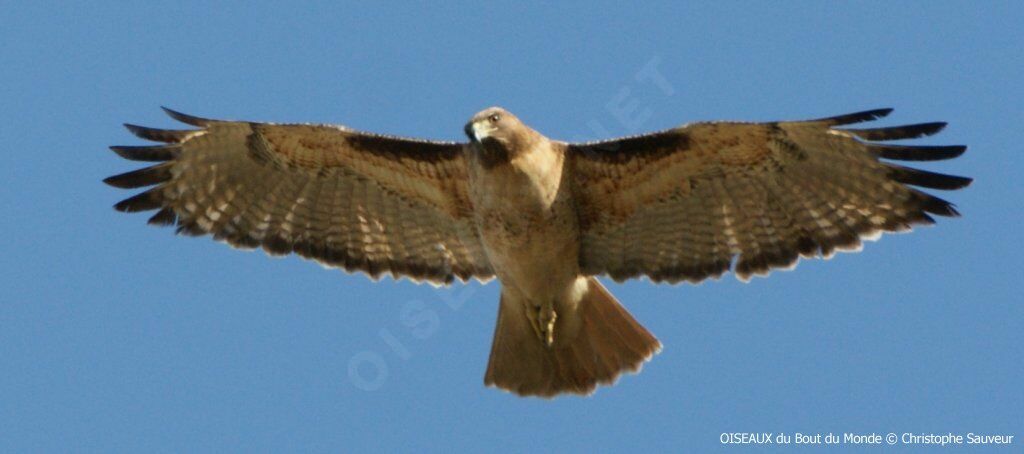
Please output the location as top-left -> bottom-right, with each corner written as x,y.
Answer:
488,114 -> 501,123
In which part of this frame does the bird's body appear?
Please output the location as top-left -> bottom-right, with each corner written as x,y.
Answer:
462,109 -> 660,392
467,112 -> 580,342
105,105 -> 970,397
468,125 -> 577,304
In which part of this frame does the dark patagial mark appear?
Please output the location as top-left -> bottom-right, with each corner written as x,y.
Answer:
345,134 -> 462,163
570,131 -> 690,163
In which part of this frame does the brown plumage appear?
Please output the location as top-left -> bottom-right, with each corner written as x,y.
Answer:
106,106 -> 970,397
106,109 -> 491,283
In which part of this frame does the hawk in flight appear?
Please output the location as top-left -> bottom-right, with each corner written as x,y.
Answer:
106,106 -> 970,397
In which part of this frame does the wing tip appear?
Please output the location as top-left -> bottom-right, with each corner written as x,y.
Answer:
161,106 -> 215,127
108,144 -> 180,162
122,123 -> 149,137
112,189 -> 164,212
102,164 -> 172,189
123,122 -> 197,143
918,121 -> 948,136
816,108 -> 894,126
915,191 -> 964,217
888,165 -> 973,190
874,144 -> 967,162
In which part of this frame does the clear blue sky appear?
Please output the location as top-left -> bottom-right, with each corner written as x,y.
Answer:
2,1 -> 1020,452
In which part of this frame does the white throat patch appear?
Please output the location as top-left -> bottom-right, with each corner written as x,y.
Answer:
472,122 -> 496,141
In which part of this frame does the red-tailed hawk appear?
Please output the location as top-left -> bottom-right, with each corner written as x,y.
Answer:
105,106 -> 970,397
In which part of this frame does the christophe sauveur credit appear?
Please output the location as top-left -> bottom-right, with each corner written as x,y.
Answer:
720,432 -> 1015,446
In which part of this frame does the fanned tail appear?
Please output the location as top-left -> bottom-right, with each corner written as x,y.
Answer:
484,277 -> 661,397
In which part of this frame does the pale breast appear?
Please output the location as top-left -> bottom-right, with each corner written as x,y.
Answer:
467,142 -> 582,297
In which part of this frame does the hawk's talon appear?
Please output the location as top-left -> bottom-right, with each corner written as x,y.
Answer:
543,311 -> 557,347
527,302 -> 557,347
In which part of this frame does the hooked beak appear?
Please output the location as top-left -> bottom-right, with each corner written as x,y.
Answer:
465,120 -> 496,142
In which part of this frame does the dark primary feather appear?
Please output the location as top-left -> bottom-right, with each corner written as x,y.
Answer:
160,106 -> 217,127
102,163 -> 172,189
123,123 -> 196,143
913,191 -> 961,217
844,122 -> 947,141
113,188 -> 164,213
109,144 -> 181,162
870,144 -> 966,161
886,164 -> 973,191
811,108 -> 893,126
147,207 -> 177,226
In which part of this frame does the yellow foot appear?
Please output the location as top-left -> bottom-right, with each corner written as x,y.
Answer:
526,302 -> 558,347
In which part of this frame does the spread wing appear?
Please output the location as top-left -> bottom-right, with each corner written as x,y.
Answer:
570,108 -> 971,283
105,108 -> 493,284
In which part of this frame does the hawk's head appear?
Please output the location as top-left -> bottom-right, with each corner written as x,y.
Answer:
465,107 -> 540,167
465,107 -> 518,142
